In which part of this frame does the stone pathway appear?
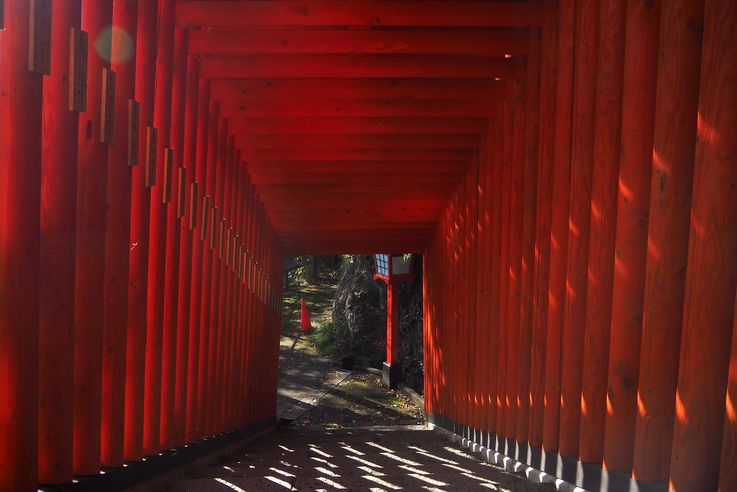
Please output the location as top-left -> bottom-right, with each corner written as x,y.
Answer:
174,427 -> 557,491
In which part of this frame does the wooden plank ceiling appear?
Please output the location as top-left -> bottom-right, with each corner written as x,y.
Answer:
176,0 -> 542,253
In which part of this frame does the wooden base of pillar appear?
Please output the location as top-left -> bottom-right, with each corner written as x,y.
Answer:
382,362 -> 400,389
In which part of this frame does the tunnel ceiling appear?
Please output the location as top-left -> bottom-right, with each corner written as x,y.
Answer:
176,0 -> 543,254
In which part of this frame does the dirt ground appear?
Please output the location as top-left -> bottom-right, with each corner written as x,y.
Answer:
293,372 -> 425,429
279,279 -> 425,429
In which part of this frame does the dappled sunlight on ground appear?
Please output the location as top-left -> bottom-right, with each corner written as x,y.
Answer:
178,428 -> 556,491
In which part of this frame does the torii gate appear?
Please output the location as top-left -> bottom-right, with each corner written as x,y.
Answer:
1,1 -> 736,491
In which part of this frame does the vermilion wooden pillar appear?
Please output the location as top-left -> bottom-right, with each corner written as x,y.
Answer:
487,116 -> 503,435
384,281 -> 401,386
144,0 -> 175,454
517,34 -> 540,444
529,0 -> 557,446
197,101 -> 220,438
603,0 -> 659,472
473,135 -> 490,432
506,66 -> 525,439
558,0 -> 599,459
218,142 -> 236,429
74,0 -> 113,475
578,0 -> 626,463
669,1 -> 737,489
175,53 -> 199,446
721,290 -> 737,489
632,0 -> 704,482
496,100 -> 511,436
160,26 -> 187,449
38,0 -> 81,483
101,0 -> 138,468
187,79 -> 210,441
125,0 -> 157,462
0,1 -> 44,490
543,0 -> 574,453
206,117 -> 227,435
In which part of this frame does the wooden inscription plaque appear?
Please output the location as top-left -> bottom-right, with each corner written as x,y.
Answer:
200,195 -> 210,240
189,182 -> 199,230
145,127 -> 158,187
209,206 -> 217,250
217,218 -> 225,259
177,167 -> 186,218
69,28 -> 88,111
224,227 -> 232,265
128,99 -> 140,165
29,0 -> 52,74
162,147 -> 173,203
237,243 -> 243,279
231,234 -> 238,271
100,68 -> 116,143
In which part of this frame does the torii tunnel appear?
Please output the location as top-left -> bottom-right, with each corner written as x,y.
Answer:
1,0 -> 736,491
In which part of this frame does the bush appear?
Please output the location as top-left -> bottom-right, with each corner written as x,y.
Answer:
312,320 -> 337,356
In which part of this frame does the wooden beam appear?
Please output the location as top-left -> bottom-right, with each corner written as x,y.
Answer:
247,161 -> 468,174
199,54 -> 515,79
177,1 -> 543,27
244,148 -> 472,161
218,98 -> 497,118
210,78 -> 505,101
189,28 -> 530,55
236,134 -> 480,150
258,183 -> 453,196
227,117 -> 487,135
251,172 -> 461,185
282,241 -> 429,255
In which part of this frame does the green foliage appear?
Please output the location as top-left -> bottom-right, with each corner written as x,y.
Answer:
312,319 -> 337,356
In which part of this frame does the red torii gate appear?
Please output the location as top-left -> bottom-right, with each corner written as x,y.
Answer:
0,1 -> 736,491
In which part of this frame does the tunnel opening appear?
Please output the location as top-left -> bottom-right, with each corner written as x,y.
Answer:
276,254 -> 426,431
2,1 -> 737,491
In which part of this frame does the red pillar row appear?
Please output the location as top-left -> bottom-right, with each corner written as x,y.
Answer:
423,1 -> 737,491
1,1 -> 284,488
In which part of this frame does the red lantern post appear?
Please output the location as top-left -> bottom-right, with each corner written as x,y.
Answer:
374,254 -> 415,388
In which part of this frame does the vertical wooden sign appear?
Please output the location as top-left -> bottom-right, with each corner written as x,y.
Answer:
217,218 -> 225,259
209,206 -> 217,250
224,227 -> 232,265
241,251 -> 248,284
262,274 -> 267,303
189,182 -> 199,230
200,195 -> 210,240
237,244 -> 243,279
29,0 -> 52,74
246,257 -> 252,290
162,147 -> 174,203
231,234 -> 238,271
69,28 -> 88,112
177,167 -> 186,218
100,68 -> 116,143
128,100 -> 140,165
145,127 -> 158,187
